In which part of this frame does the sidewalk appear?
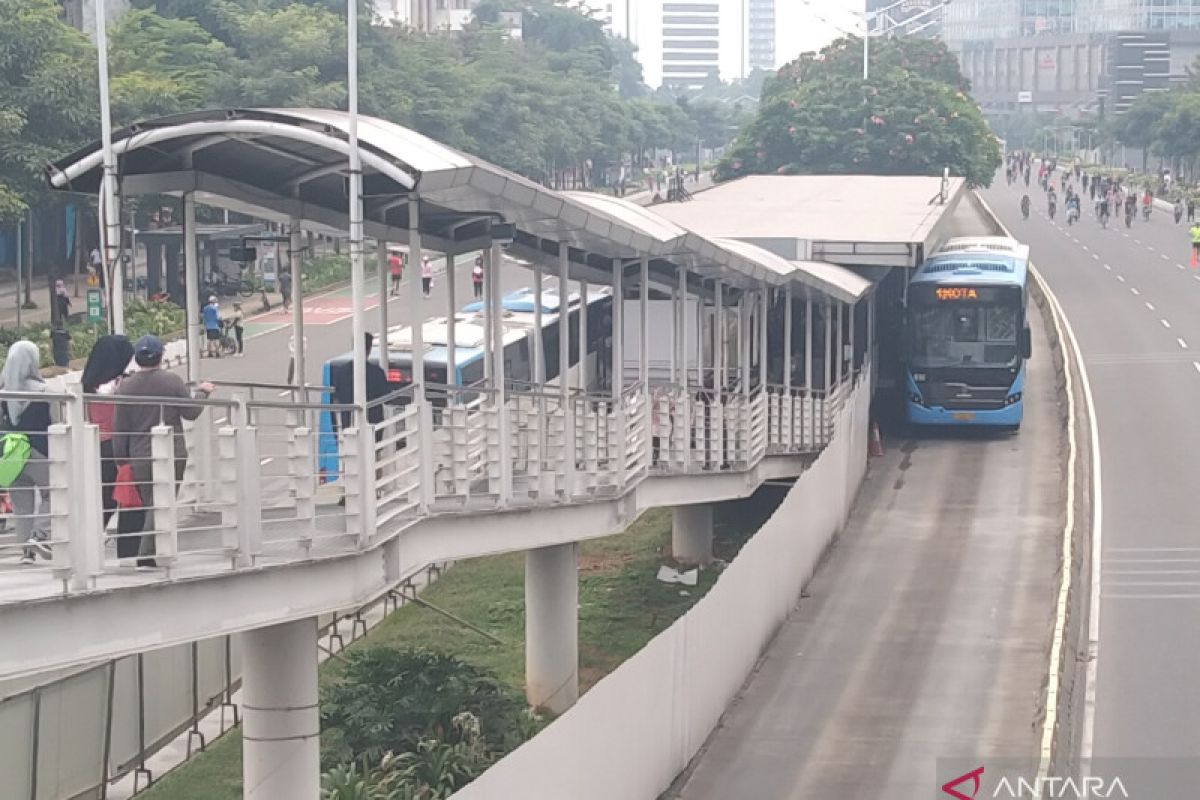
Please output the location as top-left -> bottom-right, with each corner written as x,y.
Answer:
0,274 -> 90,330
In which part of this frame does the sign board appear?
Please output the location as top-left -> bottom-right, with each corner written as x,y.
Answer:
86,288 -> 104,323
1039,53 -> 1056,70
1017,91 -> 1033,104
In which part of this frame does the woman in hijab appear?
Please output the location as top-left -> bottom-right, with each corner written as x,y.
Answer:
0,340 -> 52,564
82,335 -> 134,530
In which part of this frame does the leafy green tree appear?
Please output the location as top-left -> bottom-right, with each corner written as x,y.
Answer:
0,0 -> 98,222
1110,90 -> 1172,172
1153,91 -> 1200,170
720,36 -> 999,187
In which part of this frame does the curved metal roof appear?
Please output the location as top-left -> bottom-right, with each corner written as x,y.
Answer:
47,108 -> 867,304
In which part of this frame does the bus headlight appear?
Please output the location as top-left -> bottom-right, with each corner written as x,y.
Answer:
1005,392 -> 1022,406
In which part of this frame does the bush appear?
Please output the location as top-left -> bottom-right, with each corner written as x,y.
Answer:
319,647 -> 539,770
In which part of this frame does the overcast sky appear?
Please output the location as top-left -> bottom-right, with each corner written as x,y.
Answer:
776,0 -> 865,66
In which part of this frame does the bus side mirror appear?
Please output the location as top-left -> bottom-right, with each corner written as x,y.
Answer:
1019,326 -> 1032,359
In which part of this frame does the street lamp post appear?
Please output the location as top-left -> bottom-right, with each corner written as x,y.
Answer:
93,0 -> 124,334
860,0 -> 954,81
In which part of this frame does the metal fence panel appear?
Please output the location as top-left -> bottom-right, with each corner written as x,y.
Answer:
195,637 -> 228,717
140,646 -> 194,756
0,691 -> 36,800
34,665 -> 110,800
107,656 -> 141,776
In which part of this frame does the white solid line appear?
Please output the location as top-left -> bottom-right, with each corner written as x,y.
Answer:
1179,338 -> 1189,350
975,191 -> 1100,781
1110,546 -> 1200,552
1162,319 -> 1172,329
1145,302 -> 1155,310
1106,594 -> 1200,600
1104,570 -> 1200,576
1130,288 -> 1140,295
1104,557 -> 1200,563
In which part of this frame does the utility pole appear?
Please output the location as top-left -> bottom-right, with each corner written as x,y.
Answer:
94,0 -> 125,333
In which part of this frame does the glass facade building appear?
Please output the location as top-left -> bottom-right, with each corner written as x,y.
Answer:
945,0 -> 1200,42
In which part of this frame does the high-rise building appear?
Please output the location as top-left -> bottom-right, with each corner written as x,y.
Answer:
623,0 -> 747,89
866,0 -> 945,39
748,0 -> 776,71
943,0 -> 1200,115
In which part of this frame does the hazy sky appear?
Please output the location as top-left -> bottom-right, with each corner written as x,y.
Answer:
777,0 -> 865,66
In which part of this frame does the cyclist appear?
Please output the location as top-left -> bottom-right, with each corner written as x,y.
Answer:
1098,200 -> 1110,228
1142,189 -> 1154,220
1066,194 -> 1080,225
1124,192 -> 1137,220
1047,186 -> 1057,219
1021,194 -> 1031,220
1191,220 -> 1200,267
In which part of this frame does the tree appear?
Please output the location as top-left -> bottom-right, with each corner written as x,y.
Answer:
1111,90 -> 1173,172
1153,91 -> 1200,174
719,36 -> 999,187
0,0 -> 98,222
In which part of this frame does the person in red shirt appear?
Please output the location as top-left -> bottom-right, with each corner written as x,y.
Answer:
389,252 -> 403,297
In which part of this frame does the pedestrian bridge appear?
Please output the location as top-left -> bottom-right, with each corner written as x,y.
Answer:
0,108 -> 962,799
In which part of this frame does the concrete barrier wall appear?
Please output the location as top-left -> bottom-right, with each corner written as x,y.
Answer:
451,377 -> 871,800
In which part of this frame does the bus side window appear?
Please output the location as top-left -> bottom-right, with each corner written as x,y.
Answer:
542,320 -> 561,382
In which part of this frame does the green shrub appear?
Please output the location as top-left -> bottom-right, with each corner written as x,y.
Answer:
319,647 -> 539,769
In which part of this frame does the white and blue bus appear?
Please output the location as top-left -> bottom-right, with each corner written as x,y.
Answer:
904,236 -> 1032,429
317,287 -> 612,480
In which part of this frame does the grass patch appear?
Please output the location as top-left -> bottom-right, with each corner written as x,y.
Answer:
135,499 -> 776,799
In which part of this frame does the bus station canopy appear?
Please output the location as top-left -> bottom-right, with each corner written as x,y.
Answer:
47,108 -> 871,305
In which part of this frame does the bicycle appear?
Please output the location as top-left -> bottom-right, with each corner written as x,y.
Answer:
218,319 -> 240,357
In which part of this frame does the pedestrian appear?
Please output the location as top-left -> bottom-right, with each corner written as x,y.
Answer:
472,255 -> 484,299
1175,199 -> 1184,225
278,268 -> 292,312
389,251 -> 403,296
421,256 -> 433,298
202,295 -> 221,358
82,334 -> 134,532
89,246 -> 102,276
231,302 -> 245,357
1188,196 -> 1196,223
112,335 -> 214,568
1191,220 -> 1200,268
54,279 -> 71,323
0,341 -> 53,564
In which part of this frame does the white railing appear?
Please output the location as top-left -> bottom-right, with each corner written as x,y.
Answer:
0,376 -> 850,597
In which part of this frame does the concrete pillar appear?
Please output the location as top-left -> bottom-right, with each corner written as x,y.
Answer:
377,240 -> 390,371
241,618 -> 319,800
525,543 -> 578,712
182,194 -> 201,384
611,257 -> 622,398
288,218 -> 306,388
672,503 -> 713,565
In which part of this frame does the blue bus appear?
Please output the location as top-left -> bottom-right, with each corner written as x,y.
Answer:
317,287 -> 612,481
904,236 -> 1032,429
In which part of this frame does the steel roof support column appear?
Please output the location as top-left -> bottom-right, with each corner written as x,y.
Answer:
612,258 -> 623,400
377,240 -> 389,371
558,245 -> 574,497
824,299 -> 833,394
678,266 -> 690,472
805,295 -> 814,450
849,299 -> 857,382
410,200 -> 433,511
445,253 -> 456,393
525,542 -> 578,713
836,300 -> 845,390
758,290 -> 768,390
483,247 -> 494,385
182,194 -> 201,385
532,260 -> 544,385
714,281 -> 724,397
783,286 -> 793,390
288,219 -> 306,389
578,279 -> 589,392
739,292 -> 750,397
639,256 -> 649,391
241,618 -> 319,800
491,238 -> 511,504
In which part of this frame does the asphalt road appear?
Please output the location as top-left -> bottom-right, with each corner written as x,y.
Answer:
982,179 -> 1200,762
673,201 -> 1062,797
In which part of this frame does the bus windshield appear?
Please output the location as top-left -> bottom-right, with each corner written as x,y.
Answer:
909,300 -> 1020,368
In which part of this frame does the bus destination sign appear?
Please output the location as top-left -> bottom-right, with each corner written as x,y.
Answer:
935,287 -> 979,301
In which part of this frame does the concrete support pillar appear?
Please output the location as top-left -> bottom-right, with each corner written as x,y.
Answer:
288,218 -> 306,388
611,257 -> 622,398
672,503 -> 713,565
182,194 -> 201,384
525,543 -> 578,712
241,618 -> 319,800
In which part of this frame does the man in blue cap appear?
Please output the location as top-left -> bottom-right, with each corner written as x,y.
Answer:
111,335 -> 215,568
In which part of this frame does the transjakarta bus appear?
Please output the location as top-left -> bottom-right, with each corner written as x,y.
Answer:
317,287 -> 612,479
904,236 -> 1032,428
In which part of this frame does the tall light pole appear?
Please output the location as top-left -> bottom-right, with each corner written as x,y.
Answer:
348,0 -> 366,430
859,0 -> 954,82
94,0 -> 124,333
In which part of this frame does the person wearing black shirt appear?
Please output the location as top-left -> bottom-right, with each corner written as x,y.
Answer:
331,332 -> 390,435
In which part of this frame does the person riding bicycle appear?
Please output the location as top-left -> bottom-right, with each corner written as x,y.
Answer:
1047,187 -> 1057,218
1125,193 -> 1137,218
1020,194 -> 1031,219
1066,194 -> 1080,221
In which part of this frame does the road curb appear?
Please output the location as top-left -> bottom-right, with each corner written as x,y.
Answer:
971,190 -> 1100,780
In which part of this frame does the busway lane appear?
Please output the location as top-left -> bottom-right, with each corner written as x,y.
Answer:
673,199 -> 1063,799
982,181 -> 1200,763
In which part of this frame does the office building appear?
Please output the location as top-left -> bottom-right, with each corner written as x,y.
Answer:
866,0 -> 945,39
748,0 -> 776,71
944,0 -> 1200,114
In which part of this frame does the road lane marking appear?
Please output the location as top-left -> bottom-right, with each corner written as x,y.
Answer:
1145,301 -> 1155,310
1105,570 -> 1200,576
1131,288 -> 1140,295
260,458 -> 273,466
1161,254 -> 1170,261
1162,319 -> 1172,329
1117,275 -> 1125,282
1104,263 -> 1112,270
1180,338 -> 1190,350
1106,594 -> 1200,600
1092,253 -> 1100,260
1194,361 -> 1200,374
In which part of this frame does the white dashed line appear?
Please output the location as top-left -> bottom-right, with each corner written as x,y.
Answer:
1117,275 -> 1126,283
1104,263 -> 1112,270
1082,244 -> 1090,251
1092,253 -> 1100,261
1179,338 -> 1189,350
260,457 -> 274,466
1194,361 -> 1200,375
1146,302 -> 1156,311
1162,254 -> 1170,261
1162,319 -> 1172,329
1131,288 -> 1140,296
